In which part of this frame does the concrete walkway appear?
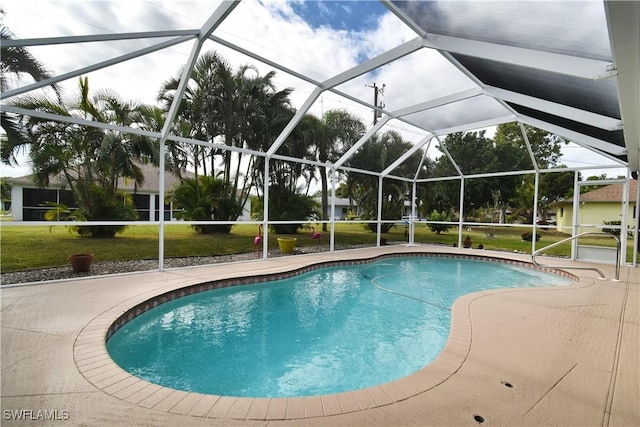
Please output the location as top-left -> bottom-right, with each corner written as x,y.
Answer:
1,246 -> 638,426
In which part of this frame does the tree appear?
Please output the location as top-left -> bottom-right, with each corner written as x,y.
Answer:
580,174 -> 609,194
1,16 -> 59,165
171,176 -> 239,234
251,112 -> 320,234
429,126 -> 570,223
428,210 -> 451,234
250,185 -> 320,234
10,77 -> 158,237
0,176 -> 11,210
347,130 -> 423,233
316,109 -> 365,230
537,169 -> 575,221
493,123 -> 570,223
431,131 -> 496,219
493,123 -> 565,169
159,51 -> 293,233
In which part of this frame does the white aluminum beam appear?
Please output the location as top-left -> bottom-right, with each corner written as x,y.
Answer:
415,168 -> 538,183
210,35 -> 319,86
272,153 -> 328,169
435,135 -> 463,177
158,39 -> 204,271
157,0 -> 240,269
1,30 -> 200,47
390,88 -> 483,118
266,87 -> 323,157
531,172 -> 540,251
376,175 -> 383,245
519,122 -> 539,171
337,165 -> 381,177
1,105 -> 158,138
416,175 -> 462,183
333,117 -> 390,169
431,114 -> 516,137
414,138 -> 432,181
385,174 -> 414,182
485,86 -> 623,131
423,34 -> 616,80
198,1 -> 240,41
604,1 -> 640,171
519,115 -> 627,158
381,134 -> 432,177
168,134 -> 265,157
381,0 -> 428,38
321,37 -> 423,89
1,35 -> 194,99
415,163 -> 623,184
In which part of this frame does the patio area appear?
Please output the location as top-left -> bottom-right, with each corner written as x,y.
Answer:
1,245 -> 638,426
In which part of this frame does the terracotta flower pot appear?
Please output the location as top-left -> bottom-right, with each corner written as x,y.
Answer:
69,253 -> 94,273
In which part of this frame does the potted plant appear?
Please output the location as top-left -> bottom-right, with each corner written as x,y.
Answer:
463,235 -> 473,248
69,253 -> 94,273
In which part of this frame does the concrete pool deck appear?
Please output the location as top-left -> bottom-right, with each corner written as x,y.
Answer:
1,245 -> 638,426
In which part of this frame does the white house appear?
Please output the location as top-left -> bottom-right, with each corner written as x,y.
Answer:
554,180 -> 637,233
10,164 -> 251,222
314,197 -> 358,220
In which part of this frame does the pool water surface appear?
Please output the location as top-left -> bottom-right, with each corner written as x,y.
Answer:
106,256 -> 571,397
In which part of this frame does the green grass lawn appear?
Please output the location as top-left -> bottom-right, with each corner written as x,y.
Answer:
0,222 -> 634,273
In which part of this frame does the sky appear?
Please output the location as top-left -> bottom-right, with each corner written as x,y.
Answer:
0,0 -> 626,179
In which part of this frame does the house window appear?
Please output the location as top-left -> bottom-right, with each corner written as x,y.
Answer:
560,207 -> 564,217
154,195 -> 172,221
22,188 -> 75,221
132,194 -> 150,221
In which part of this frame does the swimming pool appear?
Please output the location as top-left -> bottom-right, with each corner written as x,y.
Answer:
106,255 -> 572,398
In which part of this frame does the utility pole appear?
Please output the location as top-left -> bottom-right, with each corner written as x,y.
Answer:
366,83 -> 385,124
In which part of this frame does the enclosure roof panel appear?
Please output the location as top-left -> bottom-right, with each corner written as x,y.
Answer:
387,0 -> 639,171
2,0 -> 638,173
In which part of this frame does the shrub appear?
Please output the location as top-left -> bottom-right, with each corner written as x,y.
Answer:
521,231 -> 541,242
251,187 -> 320,234
602,220 -> 631,237
428,210 -> 452,234
171,176 -> 244,234
44,185 -> 137,238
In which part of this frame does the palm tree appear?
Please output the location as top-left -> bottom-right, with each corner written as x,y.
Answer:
157,51 -> 228,179
347,130 -> 423,233
317,109 -> 365,230
1,14 -> 59,165
13,77 -> 158,237
160,51 -> 294,232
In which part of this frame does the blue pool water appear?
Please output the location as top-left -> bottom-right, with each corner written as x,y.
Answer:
107,257 -> 571,398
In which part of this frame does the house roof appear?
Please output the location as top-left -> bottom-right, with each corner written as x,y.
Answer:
579,179 -> 638,203
313,197 -> 355,206
10,163 -> 194,193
